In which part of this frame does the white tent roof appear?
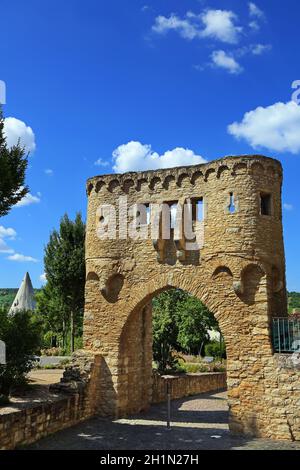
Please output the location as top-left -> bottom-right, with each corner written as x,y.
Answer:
9,272 -> 36,315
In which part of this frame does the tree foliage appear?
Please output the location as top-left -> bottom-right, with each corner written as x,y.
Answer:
37,213 -> 85,352
0,107 -> 29,217
205,340 -> 226,359
35,283 -> 69,349
176,296 -> 217,354
152,289 -> 219,371
0,308 -> 42,399
288,292 -> 300,313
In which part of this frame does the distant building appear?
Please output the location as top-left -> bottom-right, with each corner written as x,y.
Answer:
208,329 -> 221,341
8,272 -> 36,315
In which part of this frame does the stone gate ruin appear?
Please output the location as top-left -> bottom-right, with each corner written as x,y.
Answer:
82,154 -> 300,441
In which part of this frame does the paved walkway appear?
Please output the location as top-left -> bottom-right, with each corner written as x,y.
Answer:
28,369 -> 63,386
28,390 -> 300,450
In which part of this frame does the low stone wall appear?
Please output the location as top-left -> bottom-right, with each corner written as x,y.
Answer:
0,392 -> 91,450
0,350 -> 100,450
152,372 -> 227,404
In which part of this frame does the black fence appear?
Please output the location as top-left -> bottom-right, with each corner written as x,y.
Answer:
272,317 -> 300,353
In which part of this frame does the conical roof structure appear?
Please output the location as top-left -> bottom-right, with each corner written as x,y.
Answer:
8,272 -> 36,315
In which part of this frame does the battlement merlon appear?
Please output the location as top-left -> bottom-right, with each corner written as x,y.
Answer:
86,154 -> 283,195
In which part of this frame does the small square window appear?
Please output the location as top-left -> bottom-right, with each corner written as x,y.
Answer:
260,193 -> 272,216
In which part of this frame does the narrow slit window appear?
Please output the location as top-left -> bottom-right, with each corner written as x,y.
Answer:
260,193 -> 272,216
146,205 -> 151,225
228,193 -> 236,214
192,198 -> 204,221
170,203 -> 178,230
137,203 -> 150,226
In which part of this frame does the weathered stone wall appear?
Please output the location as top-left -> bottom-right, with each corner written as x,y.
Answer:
83,154 -> 300,440
152,372 -> 227,404
0,351 -> 101,450
264,354 -> 300,441
0,392 -> 88,450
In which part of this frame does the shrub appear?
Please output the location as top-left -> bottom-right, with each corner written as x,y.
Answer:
0,308 -> 42,399
182,363 -> 201,373
205,340 -> 226,359
212,365 -> 226,373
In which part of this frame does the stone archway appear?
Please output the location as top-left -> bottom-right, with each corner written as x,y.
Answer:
114,263 -> 269,431
82,155 -> 300,441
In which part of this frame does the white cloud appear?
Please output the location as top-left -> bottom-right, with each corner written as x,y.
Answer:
0,226 -> 16,240
3,117 -> 36,153
248,3 -> 265,31
112,141 -> 207,173
94,158 -> 110,167
0,239 -> 14,254
211,50 -> 243,74
249,2 -> 264,19
7,253 -> 38,263
152,9 -> 242,44
228,101 -> 300,154
40,273 -> 47,283
152,14 -> 199,40
0,226 -> 16,254
251,43 -> 271,55
249,20 -> 259,31
200,9 -> 242,44
283,203 -> 293,211
44,169 -> 53,176
15,191 -> 41,207
235,43 -> 271,58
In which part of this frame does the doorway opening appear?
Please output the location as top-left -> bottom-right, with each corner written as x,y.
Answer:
119,287 -> 227,418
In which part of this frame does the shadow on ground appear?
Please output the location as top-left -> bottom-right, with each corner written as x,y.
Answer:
27,390 -> 300,450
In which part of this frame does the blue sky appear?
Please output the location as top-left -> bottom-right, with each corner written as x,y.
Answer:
0,0 -> 300,290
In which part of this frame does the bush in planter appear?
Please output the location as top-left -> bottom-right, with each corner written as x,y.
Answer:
0,308 -> 42,400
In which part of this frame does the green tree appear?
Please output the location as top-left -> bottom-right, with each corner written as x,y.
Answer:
288,292 -> 300,314
152,291 -> 181,371
0,108 -> 29,217
152,289 -> 220,371
35,283 -> 68,349
0,308 -> 42,400
176,296 -> 217,355
205,340 -> 226,359
41,213 -> 85,353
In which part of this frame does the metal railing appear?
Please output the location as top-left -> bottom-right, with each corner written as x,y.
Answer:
272,318 -> 300,353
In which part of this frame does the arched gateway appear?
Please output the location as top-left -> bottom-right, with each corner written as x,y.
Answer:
82,155 -> 300,441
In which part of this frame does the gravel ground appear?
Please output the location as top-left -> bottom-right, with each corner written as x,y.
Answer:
27,390 -> 300,450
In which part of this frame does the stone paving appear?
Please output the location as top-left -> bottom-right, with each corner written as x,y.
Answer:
27,390 -> 300,450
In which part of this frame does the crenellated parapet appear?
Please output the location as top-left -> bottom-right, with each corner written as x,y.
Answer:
86,155 -> 282,195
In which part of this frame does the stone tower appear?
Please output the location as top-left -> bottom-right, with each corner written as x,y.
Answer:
83,155 -> 300,440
